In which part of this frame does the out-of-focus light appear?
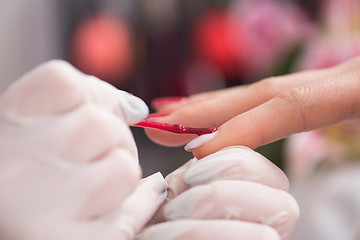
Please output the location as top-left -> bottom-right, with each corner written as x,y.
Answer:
296,0 -> 360,71
193,9 -> 250,76
71,13 -> 133,84
229,0 -> 312,79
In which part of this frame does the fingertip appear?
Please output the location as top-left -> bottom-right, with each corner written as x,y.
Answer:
143,112 -> 196,146
118,90 -> 149,125
184,131 -> 218,152
189,128 -> 228,159
151,97 -> 188,112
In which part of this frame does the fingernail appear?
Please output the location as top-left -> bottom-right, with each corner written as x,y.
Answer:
184,131 -> 217,151
165,158 -> 197,199
119,90 -> 149,125
183,149 -> 241,186
151,97 -> 187,108
141,172 -> 168,195
163,185 -> 212,220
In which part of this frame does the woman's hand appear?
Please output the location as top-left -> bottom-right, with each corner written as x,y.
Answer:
0,60 -> 166,240
145,56 -> 360,159
139,147 -> 299,240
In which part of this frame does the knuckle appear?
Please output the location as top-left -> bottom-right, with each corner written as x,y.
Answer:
12,60 -> 85,114
28,60 -> 80,90
252,76 -> 281,97
278,85 -> 314,131
286,85 -> 312,106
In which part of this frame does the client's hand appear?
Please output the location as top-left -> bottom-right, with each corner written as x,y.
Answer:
0,60 -> 166,240
139,147 -> 299,240
146,56 -> 360,159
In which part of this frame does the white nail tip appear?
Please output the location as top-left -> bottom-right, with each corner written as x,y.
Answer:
184,131 -> 217,151
119,90 -> 149,125
142,172 -> 167,194
183,146 -> 254,186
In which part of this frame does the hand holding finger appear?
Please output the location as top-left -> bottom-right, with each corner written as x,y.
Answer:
145,57 -> 360,158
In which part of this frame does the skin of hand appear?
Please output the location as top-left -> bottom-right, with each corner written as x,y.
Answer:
138,146 -> 299,240
145,56 -> 360,159
0,60 -> 167,240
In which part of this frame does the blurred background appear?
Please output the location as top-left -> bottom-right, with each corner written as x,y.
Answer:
0,0 -> 360,239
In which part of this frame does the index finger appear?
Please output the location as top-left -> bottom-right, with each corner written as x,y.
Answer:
145,58 -> 356,146
190,66 -> 360,159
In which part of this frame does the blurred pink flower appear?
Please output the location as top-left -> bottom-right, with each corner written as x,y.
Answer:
287,0 -> 360,181
296,0 -> 360,70
286,130 -> 348,181
228,0 -> 313,79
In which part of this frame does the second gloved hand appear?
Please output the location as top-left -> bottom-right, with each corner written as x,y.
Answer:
0,60 -> 166,240
140,146 -> 299,240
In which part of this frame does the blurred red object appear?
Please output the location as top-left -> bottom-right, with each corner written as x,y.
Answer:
229,0 -> 312,79
193,9 -> 250,76
193,1 -> 311,80
71,13 -> 133,83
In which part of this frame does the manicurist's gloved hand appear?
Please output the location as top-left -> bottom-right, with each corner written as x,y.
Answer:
0,60 -> 167,240
139,146 -> 299,240
145,56 -> 360,159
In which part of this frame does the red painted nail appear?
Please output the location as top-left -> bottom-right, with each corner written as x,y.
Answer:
151,97 -> 187,107
132,113 -> 217,136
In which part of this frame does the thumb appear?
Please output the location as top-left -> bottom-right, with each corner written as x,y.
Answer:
186,71 -> 360,159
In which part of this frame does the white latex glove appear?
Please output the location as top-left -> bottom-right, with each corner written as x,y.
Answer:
139,146 -> 299,240
0,60 -> 167,240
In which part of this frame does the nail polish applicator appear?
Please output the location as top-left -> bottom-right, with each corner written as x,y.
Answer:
132,113 -> 217,136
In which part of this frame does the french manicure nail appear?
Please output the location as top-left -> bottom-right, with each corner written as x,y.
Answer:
140,172 -> 168,195
183,151 -> 239,186
119,90 -> 149,125
184,131 -> 217,151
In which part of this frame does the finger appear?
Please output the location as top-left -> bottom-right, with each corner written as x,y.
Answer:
151,97 -> 188,113
165,158 -> 197,199
76,148 -> 141,220
190,67 -> 360,159
183,146 -> 289,191
56,105 -> 137,162
0,60 -> 148,125
151,89 -> 229,113
145,57 -> 359,147
103,172 -> 167,240
139,220 -> 280,240
147,158 -> 197,225
163,180 -> 299,239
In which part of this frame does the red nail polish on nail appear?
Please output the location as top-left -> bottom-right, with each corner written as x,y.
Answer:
151,97 -> 187,107
132,113 -> 217,136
